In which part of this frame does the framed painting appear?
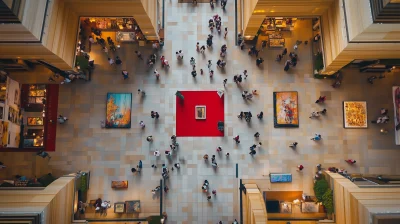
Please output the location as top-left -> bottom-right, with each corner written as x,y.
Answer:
125,200 -> 140,213
111,180 -> 128,189
106,93 -> 132,128
114,202 -> 125,213
195,105 -> 206,119
273,91 -> 299,127
27,117 -> 44,126
343,101 -> 367,128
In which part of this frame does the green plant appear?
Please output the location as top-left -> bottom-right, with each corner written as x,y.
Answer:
80,173 -> 88,192
322,188 -> 334,214
314,52 -> 324,72
313,178 -> 329,202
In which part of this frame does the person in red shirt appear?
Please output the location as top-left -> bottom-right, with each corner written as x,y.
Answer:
345,159 -> 356,164
297,165 -> 304,171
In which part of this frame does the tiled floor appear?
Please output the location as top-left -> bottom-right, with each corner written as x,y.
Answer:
2,1 -> 400,223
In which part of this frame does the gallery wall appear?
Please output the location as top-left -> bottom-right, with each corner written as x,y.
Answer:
5,78 -> 21,148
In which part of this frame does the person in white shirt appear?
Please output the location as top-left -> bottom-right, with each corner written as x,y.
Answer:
108,58 -> 114,65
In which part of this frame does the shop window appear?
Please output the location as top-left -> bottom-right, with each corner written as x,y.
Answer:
0,84 -> 6,103
28,84 -> 46,104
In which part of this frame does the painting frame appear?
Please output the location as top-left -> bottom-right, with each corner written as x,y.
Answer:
106,93 -> 132,129
114,202 -> 125,213
343,101 -> 368,129
27,117 -> 44,126
273,91 -> 299,128
125,200 -> 140,213
195,105 -> 206,119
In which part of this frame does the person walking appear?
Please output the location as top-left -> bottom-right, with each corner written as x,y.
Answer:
254,132 -> 260,138
139,121 -> 145,128
103,46 -> 109,56
315,96 -> 326,103
164,186 -> 169,193
216,146 -> 222,152
151,164 -> 157,168
155,112 -> 160,119
256,57 -> 264,66
122,70 -> 129,79
135,51 -> 143,60
207,195 -> 212,201
200,45 -> 206,53
207,60 -> 212,70
257,112 -> 263,119
320,109 -> 327,114
174,163 -> 181,168
289,142 -> 298,148
233,135 -> 240,143
243,70 -> 248,79
137,160 -> 143,172
224,27 -> 228,38
131,167 -> 137,173
297,165 -> 304,171
196,42 -> 200,51
211,155 -> 216,163
209,70 -> 214,78
151,111 -> 156,118
311,133 -> 322,141
138,89 -> 145,96
223,79 -> 227,87
190,57 -> 196,68
58,115 -> 68,124
212,190 -> 217,195
212,162 -> 219,168
345,159 -> 356,164
282,48 -> 288,57
203,154 -> 209,161
146,136 -> 153,142
257,142 -> 262,149
154,69 -> 160,79
226,152 -> 230,157
249,149 -> 256,155
191,70 -> 197,77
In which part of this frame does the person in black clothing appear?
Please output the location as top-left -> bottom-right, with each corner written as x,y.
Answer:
282,48 -> 288,56
257,111 -> 263,119
238,111 -> 244,119
254,132 -> 260,138
256,58 -> 264,66
151,111 -> 155,118
191,70 -> 197,77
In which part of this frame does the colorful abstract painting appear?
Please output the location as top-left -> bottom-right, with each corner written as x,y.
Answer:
273,91 -> 299,127
106,93 -> 132,128
343,101 -> 367,128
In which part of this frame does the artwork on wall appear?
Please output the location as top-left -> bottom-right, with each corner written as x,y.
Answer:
195,106 -> 206,119
27,117 -> 44,126
14,89 -> 19,105
125,200 -> 140,213
0,121 -> 8,147
343,101 -> 368,128
114,202 -> 125,213
111,180 -> 128,189
106,93 -> 132,128
273,91 -> 299,127
8,107 -> 19,125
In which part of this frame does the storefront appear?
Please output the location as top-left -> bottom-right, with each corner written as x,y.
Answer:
0,78 -> 58,151
254,17 -> 321,49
